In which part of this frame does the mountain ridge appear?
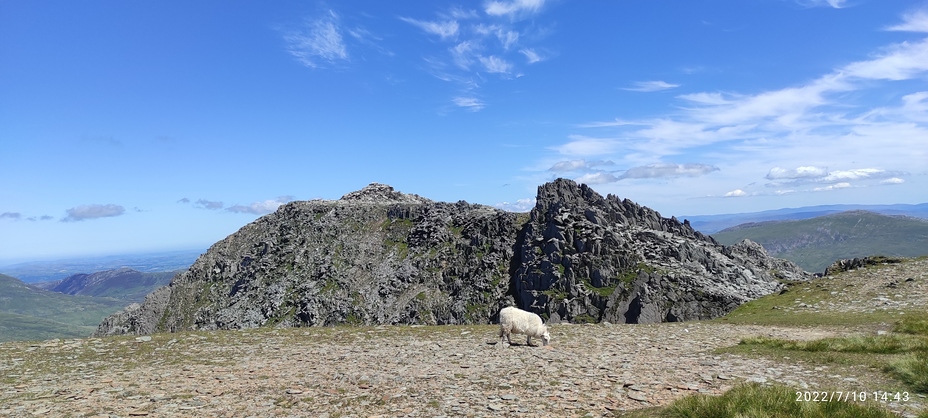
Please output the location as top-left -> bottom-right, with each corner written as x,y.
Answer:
94,179 -> 811,337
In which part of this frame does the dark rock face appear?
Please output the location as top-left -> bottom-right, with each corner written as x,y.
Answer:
94,179 -> 811,336
513,180 -> 809,324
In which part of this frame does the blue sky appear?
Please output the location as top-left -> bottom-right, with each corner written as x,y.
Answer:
1,0 -> 927,263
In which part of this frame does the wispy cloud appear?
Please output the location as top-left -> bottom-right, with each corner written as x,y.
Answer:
61,204 -> 125,222
284,11 -> 349,69
405,1 -> 553,110
400,17 -> 459,39
484,0 -> 545,19
886,9 -> 928,33
453,96 -> 485,111
227,196 -> 295,215
520,48 -> 543,64
622,80 -> 680,92
479,55 -> 512,73
0,212 -> 21,220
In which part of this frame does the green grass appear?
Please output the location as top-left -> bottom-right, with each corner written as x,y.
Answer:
614,383 -> 904,418
724,313 -> 928,395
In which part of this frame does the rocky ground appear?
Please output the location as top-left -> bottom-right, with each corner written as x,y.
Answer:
1,258 -> 925,417
0,322 -> 922,418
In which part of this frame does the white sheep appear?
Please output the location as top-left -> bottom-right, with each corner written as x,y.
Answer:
498,306 -> 550,347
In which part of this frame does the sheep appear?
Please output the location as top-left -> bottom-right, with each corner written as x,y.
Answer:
498,306 -> 550,347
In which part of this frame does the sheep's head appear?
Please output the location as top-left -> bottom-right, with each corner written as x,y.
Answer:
542,328 -> 551,346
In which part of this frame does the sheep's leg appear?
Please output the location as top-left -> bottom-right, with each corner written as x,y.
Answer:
526,336 -> 533,347
499,325 -> 512,347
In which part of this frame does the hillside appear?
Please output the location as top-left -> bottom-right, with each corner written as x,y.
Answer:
711,210 -> 928,273
37,268 -> 178,302
683,203 -> 928,234
95,179 -> 809,337
0,273 -> 127,342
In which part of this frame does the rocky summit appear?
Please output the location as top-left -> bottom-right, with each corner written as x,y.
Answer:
94,179 -> 810,336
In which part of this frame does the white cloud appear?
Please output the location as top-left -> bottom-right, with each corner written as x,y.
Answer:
724,189 -> 748,197
227,196 -> 295,215
881,177 -> 905,184
400,17 -> 459,39
484,0 -> 545,18
453,96 -> 485,111
479,55 -> 512,73
813,182 -> 852,191
61,204 -> 125,222
886,9 -> 928,33
622,80 -> 680,92
284,11 -> 348,69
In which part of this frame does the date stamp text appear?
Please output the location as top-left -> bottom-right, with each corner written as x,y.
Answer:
795,391 -> 910,403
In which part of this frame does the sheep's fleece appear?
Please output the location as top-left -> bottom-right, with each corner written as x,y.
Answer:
498,306 -> 550,347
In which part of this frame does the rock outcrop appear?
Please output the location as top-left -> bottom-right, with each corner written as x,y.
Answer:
94,179 -> 811,336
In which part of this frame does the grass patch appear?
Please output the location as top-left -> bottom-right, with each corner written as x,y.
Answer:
885,350 -> 928,393
730,326 -> 928,395
895,316 -> 928,337
739,334 -> 928,355
614,383 -> 901,418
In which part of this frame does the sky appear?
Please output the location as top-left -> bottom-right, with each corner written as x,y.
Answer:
1,0 -> 927,263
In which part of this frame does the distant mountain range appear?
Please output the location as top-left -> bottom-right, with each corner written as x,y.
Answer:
683,203 -> 928,234
711,210 -> 928,273
0,249 -> 202,283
